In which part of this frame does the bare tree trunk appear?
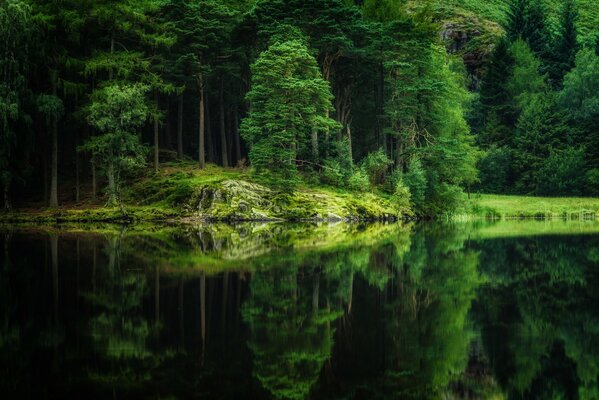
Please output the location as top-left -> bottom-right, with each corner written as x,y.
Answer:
91,160 -> 96,201
50,79 -> 59,208
154,91 -> 160,172
107,161 -> 116,205
206,95 -> 214,163
177,93 -> 184,158
311,129 -> 319,160
3,181 -> 10,211
347,124 -> 353,163
198,75 -> 205,169
75,133 -> 80,203
219,78 -> 229,167
233,107 -> 241,165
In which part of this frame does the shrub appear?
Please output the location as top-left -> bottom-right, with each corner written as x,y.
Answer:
402,159 -> 427,212
391,179 -> 412,216
320,159 -> 344,187
361,149 -> 392,186
348,168 -> 370,191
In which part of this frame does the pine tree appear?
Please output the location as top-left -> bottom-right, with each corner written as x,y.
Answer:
477,37 -> 515,147
545,0 -> 579,88
82,83 -> 150,215
164,0 -> 236,169
240,37 -> 338,183
0,0 -> 34,210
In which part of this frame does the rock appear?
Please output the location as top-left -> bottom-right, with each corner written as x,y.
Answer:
327,213 -> 344,222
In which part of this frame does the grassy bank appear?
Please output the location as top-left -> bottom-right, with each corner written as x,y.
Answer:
472,194 -> 599,219
0,162 -> 400,223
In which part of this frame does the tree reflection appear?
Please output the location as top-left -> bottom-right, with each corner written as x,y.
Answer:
475,235 -> 599,399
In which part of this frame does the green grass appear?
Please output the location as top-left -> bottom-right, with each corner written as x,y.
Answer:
472,194 -> 599,219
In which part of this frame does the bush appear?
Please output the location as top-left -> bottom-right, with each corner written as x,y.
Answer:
402,159 -> 427,212
391,179 -> 412,216
320,159 -> 344,187
385,168 -> 404,193
348,168 -> 370,191
536,147 -> 587,196
361,149 -> 392,186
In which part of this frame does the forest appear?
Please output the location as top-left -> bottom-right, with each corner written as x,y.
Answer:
1,0 -> 599,219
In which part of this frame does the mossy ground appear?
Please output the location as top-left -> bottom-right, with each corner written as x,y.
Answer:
1,162 -> 400,223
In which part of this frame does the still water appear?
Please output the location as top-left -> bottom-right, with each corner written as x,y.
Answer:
1,221 -> 598,399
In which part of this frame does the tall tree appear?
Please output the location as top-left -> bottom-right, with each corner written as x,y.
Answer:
165,0 -> 235,169
476,37 -> 515,147
240,37 -> 338,182
545,0 -> 579,88
0,0 -> 34,210
83,83 -> 150,215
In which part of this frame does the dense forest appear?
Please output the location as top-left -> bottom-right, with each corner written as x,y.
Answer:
1,0 -> 598,217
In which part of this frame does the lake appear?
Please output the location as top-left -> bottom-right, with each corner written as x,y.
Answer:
1,221 -> 598,399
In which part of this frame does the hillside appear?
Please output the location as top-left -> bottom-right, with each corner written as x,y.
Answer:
407,0 -> 599,84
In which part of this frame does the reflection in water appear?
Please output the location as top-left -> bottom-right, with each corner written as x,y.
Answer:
0,222 -> 598,399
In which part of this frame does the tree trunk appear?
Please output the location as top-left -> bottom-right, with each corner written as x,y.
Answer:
311,129 -> 319,161
219,78 -> 229,167
198,75 -> 205,169
91,160 -> 96,201
347,124 -> 353,162
50,80 -> 59,208
3,182 -> 10,211
395,135 -> 402,169
177,93 -> 184,158
75,133 -> 80,203
107,161 -> 116,205
206,95 -> 214,163
233,107 -> 241,165
154,91 -> 160,172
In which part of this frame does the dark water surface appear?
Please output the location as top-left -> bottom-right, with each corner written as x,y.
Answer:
1,221 -> 599,399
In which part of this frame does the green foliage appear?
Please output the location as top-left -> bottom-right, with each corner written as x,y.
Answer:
347,168 -> 370,191
320,159 -> 345,187
402,159 -> 427,213
0,0 -> 35,204
477,146 -> 513,193
559,48 -> 599,170
241,38 -> 337,182
83,83 -> 150,212
360,149 -> 392,186
507,39 -> 547,108
536,147 -> 588,196
513,92 -> 570,193
390,178 -> 411,216
476,37 -> 515,146
544,0 -> 579,88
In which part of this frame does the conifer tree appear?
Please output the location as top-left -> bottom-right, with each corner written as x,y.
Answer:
545,0 -> 579,88
240,37 -> 337,182
477,37 -> 515,147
